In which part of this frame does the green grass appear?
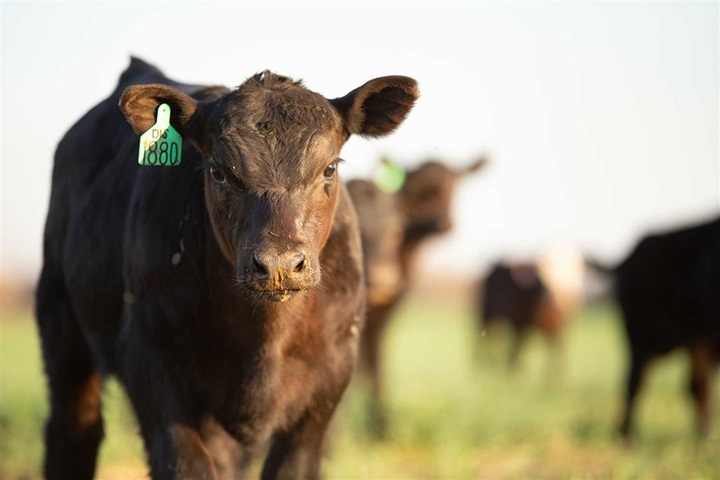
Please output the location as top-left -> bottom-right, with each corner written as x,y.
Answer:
1,300 -> 718,479
0,312 -> 145,479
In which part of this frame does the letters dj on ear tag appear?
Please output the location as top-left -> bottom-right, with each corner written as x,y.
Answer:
138,103 -> 182,166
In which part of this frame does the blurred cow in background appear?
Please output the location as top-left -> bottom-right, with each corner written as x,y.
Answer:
347,180 -> 405,310
592,215 -> 720,442
477,248 -> 586,373
348,156 -> 487,438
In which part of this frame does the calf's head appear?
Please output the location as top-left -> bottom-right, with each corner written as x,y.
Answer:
120,72 -> 418,302
399,157 -> 487,242
347,180 -> 406,306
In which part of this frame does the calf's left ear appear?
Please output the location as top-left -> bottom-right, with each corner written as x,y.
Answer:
119,84 -> 202,137
330,76 -> 419,138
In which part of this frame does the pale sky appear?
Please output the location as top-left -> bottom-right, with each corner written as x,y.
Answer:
2,2 -> 718,282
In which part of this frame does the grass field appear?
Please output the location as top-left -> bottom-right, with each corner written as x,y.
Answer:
1,297 -> 718,479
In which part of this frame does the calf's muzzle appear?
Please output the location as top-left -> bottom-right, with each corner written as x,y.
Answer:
244,248 -> 318,295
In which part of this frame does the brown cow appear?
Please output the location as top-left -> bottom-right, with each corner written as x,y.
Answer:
477,250 -> 585,372
477,262 -> 559,370
346,180 -> 405,309
35,57 -> 418,479
348,157 -> 486,438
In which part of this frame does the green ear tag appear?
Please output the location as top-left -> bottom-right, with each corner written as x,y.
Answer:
374,159 -> 406,193
137,103 -> 182,166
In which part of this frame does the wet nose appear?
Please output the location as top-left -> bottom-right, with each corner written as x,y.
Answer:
250,250 -> 308,286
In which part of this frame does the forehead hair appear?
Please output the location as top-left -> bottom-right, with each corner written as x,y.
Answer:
208,71 -> 342,191
413,161 -> 453,177
404,161 -> 455,190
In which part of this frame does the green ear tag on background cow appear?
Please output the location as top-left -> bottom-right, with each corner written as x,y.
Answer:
374,158 -> 406,193
137,103 -> 182,166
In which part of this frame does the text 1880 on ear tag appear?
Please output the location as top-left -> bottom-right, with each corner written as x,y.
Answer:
137,103 -> 182,166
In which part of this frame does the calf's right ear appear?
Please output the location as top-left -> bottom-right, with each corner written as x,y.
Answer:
119,84 -> 202,138
464,155 -> 489,175
330,76 -> 419,138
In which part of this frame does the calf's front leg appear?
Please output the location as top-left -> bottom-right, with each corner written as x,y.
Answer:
261,411 -> 332,480
123,341 -> 218,479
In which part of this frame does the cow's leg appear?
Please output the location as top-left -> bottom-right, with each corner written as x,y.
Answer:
261,355 -> 355,480
132,421 -> 219,480
688,343 -> 714,439
123,344 -> 217,480
36,268 -> 104,480
167,424 -> 220,480
475,315 -> 498,367
508,324 -> 528,371
201,417 -> 252,479
536,297 -> 566,384
619,351 -> 649,442
132,405 -> 218,480
261,408 -> 336,480
359,308 -> 392,439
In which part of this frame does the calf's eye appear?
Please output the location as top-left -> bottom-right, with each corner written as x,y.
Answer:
209,167 -> 226,184
323,162 -> 337,180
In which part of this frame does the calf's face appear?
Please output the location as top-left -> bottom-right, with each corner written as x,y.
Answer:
120,73 -> 418,302
347,180 -> 405,305
400,158 -> 486,241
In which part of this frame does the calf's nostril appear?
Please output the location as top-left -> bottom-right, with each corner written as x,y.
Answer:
293,255 -> 306,273
252,253 -> 269,279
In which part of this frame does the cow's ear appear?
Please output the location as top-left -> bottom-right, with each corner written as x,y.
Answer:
330,76 -> 419,138
461,155 -> 489,175
119,84 -> 202,137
